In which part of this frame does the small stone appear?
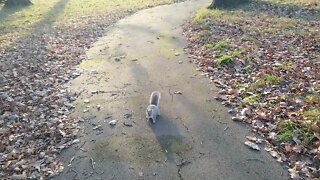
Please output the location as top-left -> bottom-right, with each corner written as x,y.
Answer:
14,167 -> 21,172
241,108 -> 251,116
139,172 -> 143,177
123,121 -> 133,127
96,105 -> 101,110
124,113 -> 133,119
93,125 -> 102,130
257,50 -> 264,57
39,152 -> 45,158
279,102 -> 287,107
246,136 -> 263,144
178,60 -> 183,64
174,52 -> 180,56
174,91 -> 182,95
91,90 -> 98,94
232,116 -> 243,121
244,141 -> 260,151
109,120 -> 117,126
84,99 -> 90,103
72,139 -> 80,144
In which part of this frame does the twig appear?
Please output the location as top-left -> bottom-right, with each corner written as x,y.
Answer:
83,172 -> 93,179
70,168 -> 78,179
168,88 -> 174,102
177,160 -> 191,180
71,169 -> 78,174
96,170 -> 105,175
90,158 -> 95,169
246,158 -> 265,164
80,148 -> 87,152
176,160 -> 191,167
110,175 -> 116,180
78,142 -> 86,149
69,156 -> 75,164
217,120 -> 228,125
224,126 -> 229,131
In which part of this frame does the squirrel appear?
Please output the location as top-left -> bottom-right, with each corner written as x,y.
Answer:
146,91 -> 161,124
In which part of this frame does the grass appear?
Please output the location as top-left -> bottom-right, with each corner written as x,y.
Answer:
280,61 -> 293,70
303,108 -> 320,124
305,94 -> 320,106
187,0 -> 320,176
242,66 -> 252,74
0,0 -> 175,27
215,50 -> 243,66
278,120 -> 296,142
264,74 -> 283,85
278,120 -> 314,142
0,0 -> 177,49
242,95 -> 260,105
264,0 -> 319,7
214,41 -> 230,49
203,42 -> 214,49
215,55 -> 233,65
247,74 -> 283,92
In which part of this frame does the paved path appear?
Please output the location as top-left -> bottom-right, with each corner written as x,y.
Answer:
55,0 -> 287,179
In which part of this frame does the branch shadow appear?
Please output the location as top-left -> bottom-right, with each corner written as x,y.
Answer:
0,0 -> 71,81
0,4 -> 30,29
32,0 -> 70,32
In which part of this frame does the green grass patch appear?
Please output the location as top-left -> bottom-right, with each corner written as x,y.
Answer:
194,7 -> 219,23
278,120 -> 295,142
242,95 -> 260,104
203,42 -> 214,49
215,55 -> 233,65
247,74 -> 283,92
264,74 -> 284,85
281,61 -> 293,70
248,80 -> 266,91
214,41 -> 230,49
242,66 -> 252,74
215,50 -> 243,66
193,6 -> 237,24
0,0 -> 175,28
0,0 -> 176,48
305,94 -> 320,105
303,108 -> 320,123
278,120 -> 314,142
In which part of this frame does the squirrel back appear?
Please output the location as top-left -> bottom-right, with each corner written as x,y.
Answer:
150,91 -> 160,106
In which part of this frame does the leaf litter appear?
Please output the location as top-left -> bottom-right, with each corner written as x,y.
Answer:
183,1 -> 320,179
0,0 -> 187,178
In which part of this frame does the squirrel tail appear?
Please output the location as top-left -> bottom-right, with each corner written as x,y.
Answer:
150,91 -> 160,106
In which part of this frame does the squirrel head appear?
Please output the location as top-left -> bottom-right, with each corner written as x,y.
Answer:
147,109 -> 156,122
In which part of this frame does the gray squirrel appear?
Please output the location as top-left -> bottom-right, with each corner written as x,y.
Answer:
146,91 -> 161,123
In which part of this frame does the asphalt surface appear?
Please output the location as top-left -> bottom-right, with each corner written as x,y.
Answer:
54,0 -> 287,179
